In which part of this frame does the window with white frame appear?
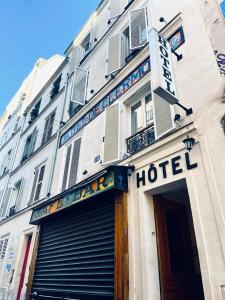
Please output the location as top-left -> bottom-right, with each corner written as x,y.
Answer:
131,94 -> 154,135
0,234 -> 9,260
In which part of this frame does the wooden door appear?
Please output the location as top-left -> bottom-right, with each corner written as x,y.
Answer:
154,197 -> 204,300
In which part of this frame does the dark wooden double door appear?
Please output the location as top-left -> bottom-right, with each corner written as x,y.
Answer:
154,197 -> 204,300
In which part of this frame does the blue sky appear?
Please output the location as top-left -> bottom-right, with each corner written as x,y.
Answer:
0,0 -> 100,116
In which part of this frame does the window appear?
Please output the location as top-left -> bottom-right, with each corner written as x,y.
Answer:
81,33 -> 91,58
29,164 -> 46,204
0,149 -> 12,177
0,235 -> 9,259
131,94 -> 154,135
50,75 -> 62,100
29,99 -> 41,125
21,128 -> 37,163
221,0 -> 225,18
42,111 -> 56,144
168,27 -> 185,51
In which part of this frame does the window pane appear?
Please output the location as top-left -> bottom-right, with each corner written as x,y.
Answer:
131,101 -> 142,134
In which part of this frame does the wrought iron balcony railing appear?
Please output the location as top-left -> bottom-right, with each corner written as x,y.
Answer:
126,125 -> 155,155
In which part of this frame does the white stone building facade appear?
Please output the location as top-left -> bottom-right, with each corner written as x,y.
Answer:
0,0 -> 224,299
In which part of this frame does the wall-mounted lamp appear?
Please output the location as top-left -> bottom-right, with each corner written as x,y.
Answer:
127,165 -> 135,176
183,135 -> 195,152
159,17 -> 167,25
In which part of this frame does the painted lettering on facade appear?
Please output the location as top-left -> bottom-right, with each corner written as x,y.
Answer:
60,59 -> 151,146
136,152 -> 198,188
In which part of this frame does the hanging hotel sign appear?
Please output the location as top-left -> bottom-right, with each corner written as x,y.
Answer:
30,166 -> 128,224
60,58 -> 151,146
136,152 -> 198,188
149,28 -> 179,105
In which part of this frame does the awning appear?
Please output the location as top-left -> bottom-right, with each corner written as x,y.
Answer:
30,166 -> 128,224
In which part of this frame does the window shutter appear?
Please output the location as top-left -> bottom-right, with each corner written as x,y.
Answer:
107,33 -> 121,75
42,112 -> 55,144
14,116 -> 20,132
15,179 -> 24,210
69,46 -> 83,74
0,237 -> 9,259
62,145 -> 72,191
34,165 -> 45,201
29,128 -> 38,155
103,103 -> 120,165
68,138 -> 81,188
153,93 -> 175,139
0,188 -> 12,218
109,0 -> 122,20
28,169 -> 40,205
129,8 -> 148,50
71,67 -> 88,105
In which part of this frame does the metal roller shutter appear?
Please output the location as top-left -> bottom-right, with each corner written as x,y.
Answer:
32,197 -> 115,300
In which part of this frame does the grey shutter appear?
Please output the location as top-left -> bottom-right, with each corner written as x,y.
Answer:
69,46 -> 83,74
103,103 -> 120,165
68,138 -> 81,188
62,145 -> 72,191
0,188 -> 12,218
34,165 -> 45,201
107,33 -> 121,75
31,198 -> 115,299
71,67 -> 88,105
109,0 -> 122,20
29,169 -> 40,205
129,8 -> 148,50
0,237 -> 9,259
153,93 -> 175,139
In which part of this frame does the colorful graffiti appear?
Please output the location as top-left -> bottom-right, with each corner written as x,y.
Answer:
30,166 -> 128,224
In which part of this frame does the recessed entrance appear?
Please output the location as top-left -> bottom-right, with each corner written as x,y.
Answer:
153,185 -> 205,300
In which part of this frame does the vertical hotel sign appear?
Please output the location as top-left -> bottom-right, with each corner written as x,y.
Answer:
149,28 -> 178,139
149,28 -> 179,104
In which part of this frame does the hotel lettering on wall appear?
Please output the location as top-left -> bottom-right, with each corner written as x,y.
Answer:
149,28 -> 179,105
136,152 -> 198,188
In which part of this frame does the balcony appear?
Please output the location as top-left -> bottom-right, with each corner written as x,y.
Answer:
126,125 -> 155,155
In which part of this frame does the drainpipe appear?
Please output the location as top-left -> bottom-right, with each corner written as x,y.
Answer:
46,63 -> 69,197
